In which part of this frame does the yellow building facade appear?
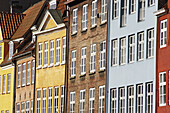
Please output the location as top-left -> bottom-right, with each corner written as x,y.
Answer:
34,9 -> 66,113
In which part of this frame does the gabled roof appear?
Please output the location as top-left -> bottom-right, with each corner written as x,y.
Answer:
11,0 -> 47,40
0,12 -> 25,39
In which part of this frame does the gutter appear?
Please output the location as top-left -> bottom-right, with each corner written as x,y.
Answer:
12,60 -> 16,113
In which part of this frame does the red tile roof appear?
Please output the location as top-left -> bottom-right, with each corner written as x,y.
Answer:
0,12 -> 25,39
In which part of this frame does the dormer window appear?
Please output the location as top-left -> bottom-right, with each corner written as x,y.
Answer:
49,0 -> 56,9
9,41 -> 14,59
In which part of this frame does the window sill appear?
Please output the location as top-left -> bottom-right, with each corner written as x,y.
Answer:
160,45 -> 166,48
81,28 -> 87,33
17,86 -> 20,88
147,56 -> 154,59
138,19 -> 145,22
60,62 -> 65,65
48,64 -> 54,68
80,73 -> 86,77
159,104 -> 166,107
89,71 -> 95,75
112,64 -> 117,67
70,75 -> 76,80
100,21 -> 107,26
138,59 -> 144,62
120,63 -> 126,66
36,66 -> 42,70
129,11 -> 135,15
99,68 -> 105,73
26,83 -> 30,86
42,65 -> 48,69
148,4 -> 155,7
129,61 -> 135,64
71,32 -> 77,37
113,17 -> 118,20
54,63 -> 60,67
7,91 -> 10,94
21,85 -> 25,87
90,25 -> 97,30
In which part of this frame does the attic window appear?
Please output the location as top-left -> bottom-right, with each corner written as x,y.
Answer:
9,41 -> 14,59
49,0 -> 56,9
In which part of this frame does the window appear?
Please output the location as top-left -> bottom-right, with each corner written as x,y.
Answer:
16,103 -> 20,113
54,87 -> 59,113
100,41 -> 106,70
70,91 -> 75,113
91,0 -> 97,27
148,0 -> 154,6
62,37 -> 66,63
50,40 -> 54,65
44,41 -> 48,66
147,29 -> 154,58
119,87 -> 125,113
120,38 -> 126,65
90,44 -> 96,72
138,0 -> 145,21
27,61 -> 31,85
22,63 -> 26,86
48,87 -> 52,113
129,0 -> 135,14
0,75 -> 1,94
82,4 -> 88,30
137,84 -> 143,113
112,0 -> 119,19
80,89 -> 85,113
146,82 -> 153,113
128,86 -> 134,113
32,60 -> 35,84
81,47 -> 86,75
0,45 -> 2,59
159,72 -> 166,106
38,43 -> 42,66
42,88 -> 46,113
72,8 -> 78,34
160,19 -> 167,48
112,39 -> 118,66
31,100 -> 33,113
56,39 -> 60,65
60,85 -> 65,113
49,0 -> 56,9
3,75 -> 6,94
37,89 -> 41,113
121,0 -> 127,27
89,88 -> 95,113
17,65 -> 21,87
7,74 -> 11,93
2,111 -> 4,113
21,102 -> 25,113
99,85 -> 105,113
9,41 -> 14,59
138,32 -> 144,60
6,111 -> 9,113
26,101 -> 30,113
129,35 -> 135,63
71,50 -> 76,77
111,89 -> 117,113
101,0 -> 107,23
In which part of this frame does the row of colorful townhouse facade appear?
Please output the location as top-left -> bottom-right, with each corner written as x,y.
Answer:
0,0 -> 170,113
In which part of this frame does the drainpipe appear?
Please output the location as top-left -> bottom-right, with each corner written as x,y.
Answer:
12,59 -> 16,113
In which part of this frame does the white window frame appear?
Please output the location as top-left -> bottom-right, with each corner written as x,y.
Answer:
129,35 -> 135,63
160,19 -> 167,48
0,45 -> 2,59
32,60 -> 35,84
147,29 -> 154,58
70,91 -> 75,113
119,87 -> 125,113
54,86 -> 59,113
50,40 -> 54,65
90,44 -> 96,72
9,41 -> 14,59
129,0 -> 135,14
7,74 -> 11,93
56,39 -> 60,65
21,102 -> 25,113
120,38 -> 126,65
99,85 -> 105,113
3,74 -> 6,94
146,82 -> 153,113
121,0 -> 127,27
100,41 -> 106,70
42,88 -> 46,113
49,0 -> 56,9
62,37 -> 66,64
44,41 -> 48,66
79,89 -> 85,113
22,63 -> 26,86
38,43 -> 42,67
101,0 -> 107,23
16,103 -> 20,113
89,88 -> 95,113
31,100 -> 33,113
159,72 -> 166,106
138,32 -> 144,61
17,65 -> 21,87
37,89 -> 41,113
91,0 -> 97,27
27,61 -> 31,85
137,84 -> 143,113
60,85 -> 65,113
111,88 -> 117,113
148,0 -> 154,6
72,8 -> 78,34
81,47 -> 86,75
26,101 -> 30,113
82,4 -> 88,30
112,39 -> 118,66
71,50 -> 76,77
112,0 -> 119,19
48,87 -> 52,113
128,86 -> 134,113
138,0 -> 145,21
